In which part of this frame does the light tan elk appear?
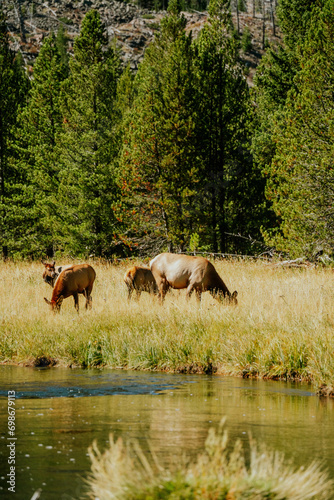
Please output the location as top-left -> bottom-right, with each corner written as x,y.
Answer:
150,253 -> 238,304
124,266 -> 158,300
42,261 -> 72,287
44,264 -> 96,313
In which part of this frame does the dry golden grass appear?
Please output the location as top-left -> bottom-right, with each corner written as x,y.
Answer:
0,259 -> 334,394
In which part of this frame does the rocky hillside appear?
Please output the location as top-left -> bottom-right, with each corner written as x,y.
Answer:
4,0 -> 282,83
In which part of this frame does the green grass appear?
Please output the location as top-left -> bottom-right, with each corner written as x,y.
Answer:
85,418 -> 333,499
1,260 -> 334,395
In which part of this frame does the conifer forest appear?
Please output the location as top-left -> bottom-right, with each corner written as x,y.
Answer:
0,0 -> 333,261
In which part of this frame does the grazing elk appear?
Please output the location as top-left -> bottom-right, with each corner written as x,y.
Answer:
150,253 -> 238,304
42,261 -> 72,287
124,266 -> 158,301
44,264 -> 96,313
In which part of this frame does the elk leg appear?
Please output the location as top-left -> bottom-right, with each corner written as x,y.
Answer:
158,279 -> 169,304
83,289 -> 88,308
186,284 -> 194,300
127,285 -> 133,301
195,288 -> 202,302
83,290 -> 91,310
73,292 -> 79,313
84,285 -> 93,310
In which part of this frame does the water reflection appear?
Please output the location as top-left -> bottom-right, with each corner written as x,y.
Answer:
0,366 -> 333,500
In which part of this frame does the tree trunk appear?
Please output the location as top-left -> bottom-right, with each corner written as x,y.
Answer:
270,0 -> 276,36
0,119 -> 7,261
211,184 -> 218,253
218,54 -> 226,254
236,0 -> 240,35
262,0 -> 266,50
161,195 -> 172,251
17,2 -> 27,43
208,92 -> 218,253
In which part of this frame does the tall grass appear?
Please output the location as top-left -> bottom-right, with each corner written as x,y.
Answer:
0,259 -> 334,395
86,418 -> 333,499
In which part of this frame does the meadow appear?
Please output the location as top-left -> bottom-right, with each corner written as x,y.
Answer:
0,258 -> 334,396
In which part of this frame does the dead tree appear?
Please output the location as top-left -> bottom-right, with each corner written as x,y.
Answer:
262,0 -> 266,50
270,0 -> 276,36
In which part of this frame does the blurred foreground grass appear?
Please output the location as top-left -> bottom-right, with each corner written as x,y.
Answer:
86,418 -> 333,500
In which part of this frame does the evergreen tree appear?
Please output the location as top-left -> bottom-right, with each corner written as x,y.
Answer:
277,0 -> 325,49
253,0 -> 327,172
58,10 -> 123,257
263,0 -> 334,258
0,7 -> 29,259
252,0 -> 321,165
56,24 -> 70,72
251,0 -> 320,256
115,64 -> 134,119
252,0 -> 334,259
11,33 -> 68,258
194,0 -> 256,254
251,46 -> 298,245
120,0 -> 198,252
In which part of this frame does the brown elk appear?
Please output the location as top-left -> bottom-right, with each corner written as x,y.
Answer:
42,261 -> 72,287
150,253 -> 238,304
124,266 -> 158,301
44,264 -> 96,313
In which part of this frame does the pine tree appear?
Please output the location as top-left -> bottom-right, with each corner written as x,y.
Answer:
0,7 -> 29,259
252,0 -> 334,259
251,0 -> 320,256
252,0 -> 322,168
58,10 -> 123,257
11,33 -> 68,258
251,46 -> 298,245
194,0 -> 255,253
264,0 -> 334,258
277,0 -> 325,49
120,0 -> 198,253
56,24 -> 70,72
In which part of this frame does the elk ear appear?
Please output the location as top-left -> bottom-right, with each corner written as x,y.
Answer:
231,291 -> 238,304
44,297 -> 51,305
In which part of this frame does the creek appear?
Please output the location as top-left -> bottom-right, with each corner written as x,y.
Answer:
0,365 -> 334,499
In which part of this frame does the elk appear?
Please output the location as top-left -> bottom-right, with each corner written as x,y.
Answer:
150,253 -> 238,304
44,264 -> 96,313
42,261 -> 72,287
124,266 -> 158,301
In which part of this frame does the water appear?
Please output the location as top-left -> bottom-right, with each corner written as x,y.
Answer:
1,366 -> 334,499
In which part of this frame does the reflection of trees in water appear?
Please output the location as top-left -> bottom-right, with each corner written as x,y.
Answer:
3,370 -> 334,498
